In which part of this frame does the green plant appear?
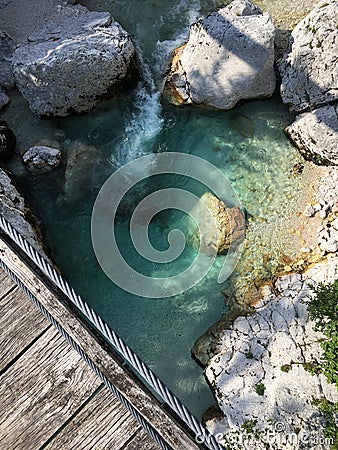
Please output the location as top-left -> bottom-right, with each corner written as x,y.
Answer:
312,399 -> 338,449
255,383 -> 266,396
302,360 -> 322,375
241,419 -> 257,434
281,364 -> 292,373
303,280 -> 338,387
245,351 -> 253,359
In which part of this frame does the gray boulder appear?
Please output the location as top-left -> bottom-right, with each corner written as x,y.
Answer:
22,146 -> 62,171
279,0 -> 338,113
285,105 -> 338,165
164,0 -> 276,109
0,32 -> 16,88
12,4 -> 137,117
189,192 -> 245,255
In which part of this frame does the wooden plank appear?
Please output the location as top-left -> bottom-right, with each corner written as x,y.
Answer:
46,388 -> 141,450
124,429 -> 161,450
0,239 -> 200,450
0,268 -> 16,299
0,327 -> 102,450
0,286 -> 49,372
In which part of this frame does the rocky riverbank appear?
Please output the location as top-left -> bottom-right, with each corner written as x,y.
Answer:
192,0 -> 338,445
0,0 -> 337,440
204,257 -> 338,449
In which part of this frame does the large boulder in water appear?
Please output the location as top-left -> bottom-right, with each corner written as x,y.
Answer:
164,0 -> 276,109
279,0 -> 338,113
12,4 -> 138,117
190,193 -> 245,255
0,119 -> 15,161
285,105 -> 338,165
278,0 -> 338,165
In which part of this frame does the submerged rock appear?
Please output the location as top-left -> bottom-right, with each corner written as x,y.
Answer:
0,119 -> 16,161
0,31 -> 15,88
285,105 -> 338,165
189,192 -> 245,255
164,0 -> 276,109
279,0 -> 338,113
12,4 -> 138,117
229,112 -> 255,138
22,145 -> 62,172
63,140 -> 102,203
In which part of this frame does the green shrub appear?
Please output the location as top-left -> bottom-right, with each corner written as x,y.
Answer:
312,399 -> 338,449
255,383 -> 266,396
304,280 -> 338,448
303,280 -> 338,387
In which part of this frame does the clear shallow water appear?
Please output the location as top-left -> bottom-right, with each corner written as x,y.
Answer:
2,0 -> 304,418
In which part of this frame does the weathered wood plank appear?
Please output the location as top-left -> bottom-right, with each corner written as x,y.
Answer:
0,268 -> 16,299
0,286 -> 49,372
46,388 -> 141,450
124,429 -> 161,450
0,239 -> 200,450
0,327 -> 102,450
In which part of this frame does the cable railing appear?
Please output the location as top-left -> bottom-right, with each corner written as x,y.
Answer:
0,215 -> 225,450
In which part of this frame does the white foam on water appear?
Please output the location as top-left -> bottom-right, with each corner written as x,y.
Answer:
154,0 -> 202,90
111,47 -> 163,169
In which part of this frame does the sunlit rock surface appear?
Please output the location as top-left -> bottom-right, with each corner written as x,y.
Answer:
205,259 -> 338,449
285,105 -> 338,166
12,4 -> 137,117
164,0 -> 276,109
189,192 -> 245,255
279,0 -> 338,113
279,0 -> 338,166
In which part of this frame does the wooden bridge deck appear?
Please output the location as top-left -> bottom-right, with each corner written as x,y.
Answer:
0,268 -> 160,450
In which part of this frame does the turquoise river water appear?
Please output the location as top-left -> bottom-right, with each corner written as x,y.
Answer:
3,0 -> 305,418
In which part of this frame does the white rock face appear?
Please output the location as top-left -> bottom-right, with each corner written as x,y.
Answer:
22,146 -> 62,171
12,4 -> 137,117
164,0 -> 276,109
285,105 -> 338,166
0,169 -> 46,256
279,0 -> 338,113
204,259 -> 338,449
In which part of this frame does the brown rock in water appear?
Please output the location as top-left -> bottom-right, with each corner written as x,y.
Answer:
190,192 -> 245,255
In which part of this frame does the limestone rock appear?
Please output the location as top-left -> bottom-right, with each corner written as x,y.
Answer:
0,31 -> 15,88
279,0 -> 338,113
12,4 -> 138,117
190,192 -> 245,255
285,105 -> 338,166
22,146 -> 62,171
0,168 -> 46,256
0,119 -> 16,161
164,0 -> 276,109
204,261 -> 338,449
